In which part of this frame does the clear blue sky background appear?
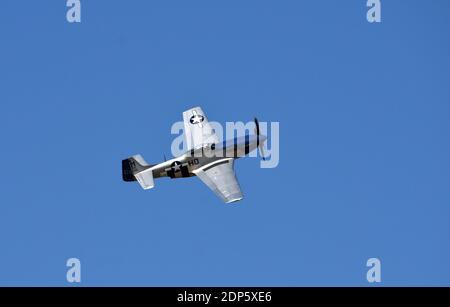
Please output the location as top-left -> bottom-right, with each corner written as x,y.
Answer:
1,1 -> 449,286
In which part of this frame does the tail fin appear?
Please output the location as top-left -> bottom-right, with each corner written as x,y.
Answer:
122,155 -> 151,182
122,154 -> 155,190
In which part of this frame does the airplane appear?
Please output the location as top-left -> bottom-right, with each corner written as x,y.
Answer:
122,107 -> 267,203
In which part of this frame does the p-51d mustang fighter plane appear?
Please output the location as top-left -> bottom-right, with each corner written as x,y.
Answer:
122,107 -> 266,203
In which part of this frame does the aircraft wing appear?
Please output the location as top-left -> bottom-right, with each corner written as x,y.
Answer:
194,159 -> 243,203
183,107 -> 219,150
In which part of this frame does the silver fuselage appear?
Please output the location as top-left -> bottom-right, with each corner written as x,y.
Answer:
151,134 -> 265,179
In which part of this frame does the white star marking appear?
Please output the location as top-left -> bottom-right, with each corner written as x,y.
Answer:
190,110 -> 204,127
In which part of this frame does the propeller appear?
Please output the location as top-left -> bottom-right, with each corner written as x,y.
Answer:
254,117 -> 266,161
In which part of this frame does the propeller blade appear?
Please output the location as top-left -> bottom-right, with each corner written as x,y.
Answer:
254,117 -> 266,160
254,117 -> 260,147
259,145 -> 266,161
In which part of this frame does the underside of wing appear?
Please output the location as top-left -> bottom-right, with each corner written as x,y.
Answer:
183,107 -> 219,150
194,159 -> 243,203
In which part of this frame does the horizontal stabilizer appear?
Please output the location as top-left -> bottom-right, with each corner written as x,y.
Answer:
122,154 -> 152,182
134,169 -> 154,190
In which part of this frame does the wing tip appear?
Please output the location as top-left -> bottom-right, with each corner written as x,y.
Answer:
225,196 -> 243,204
183,106 -> 203,114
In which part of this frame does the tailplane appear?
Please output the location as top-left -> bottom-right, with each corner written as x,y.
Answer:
122,155 -> 155,189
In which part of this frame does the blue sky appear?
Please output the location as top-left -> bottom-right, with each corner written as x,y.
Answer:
0,0 -> 449,286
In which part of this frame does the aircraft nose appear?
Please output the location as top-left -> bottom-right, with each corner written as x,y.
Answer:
259,134 -> 267,143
